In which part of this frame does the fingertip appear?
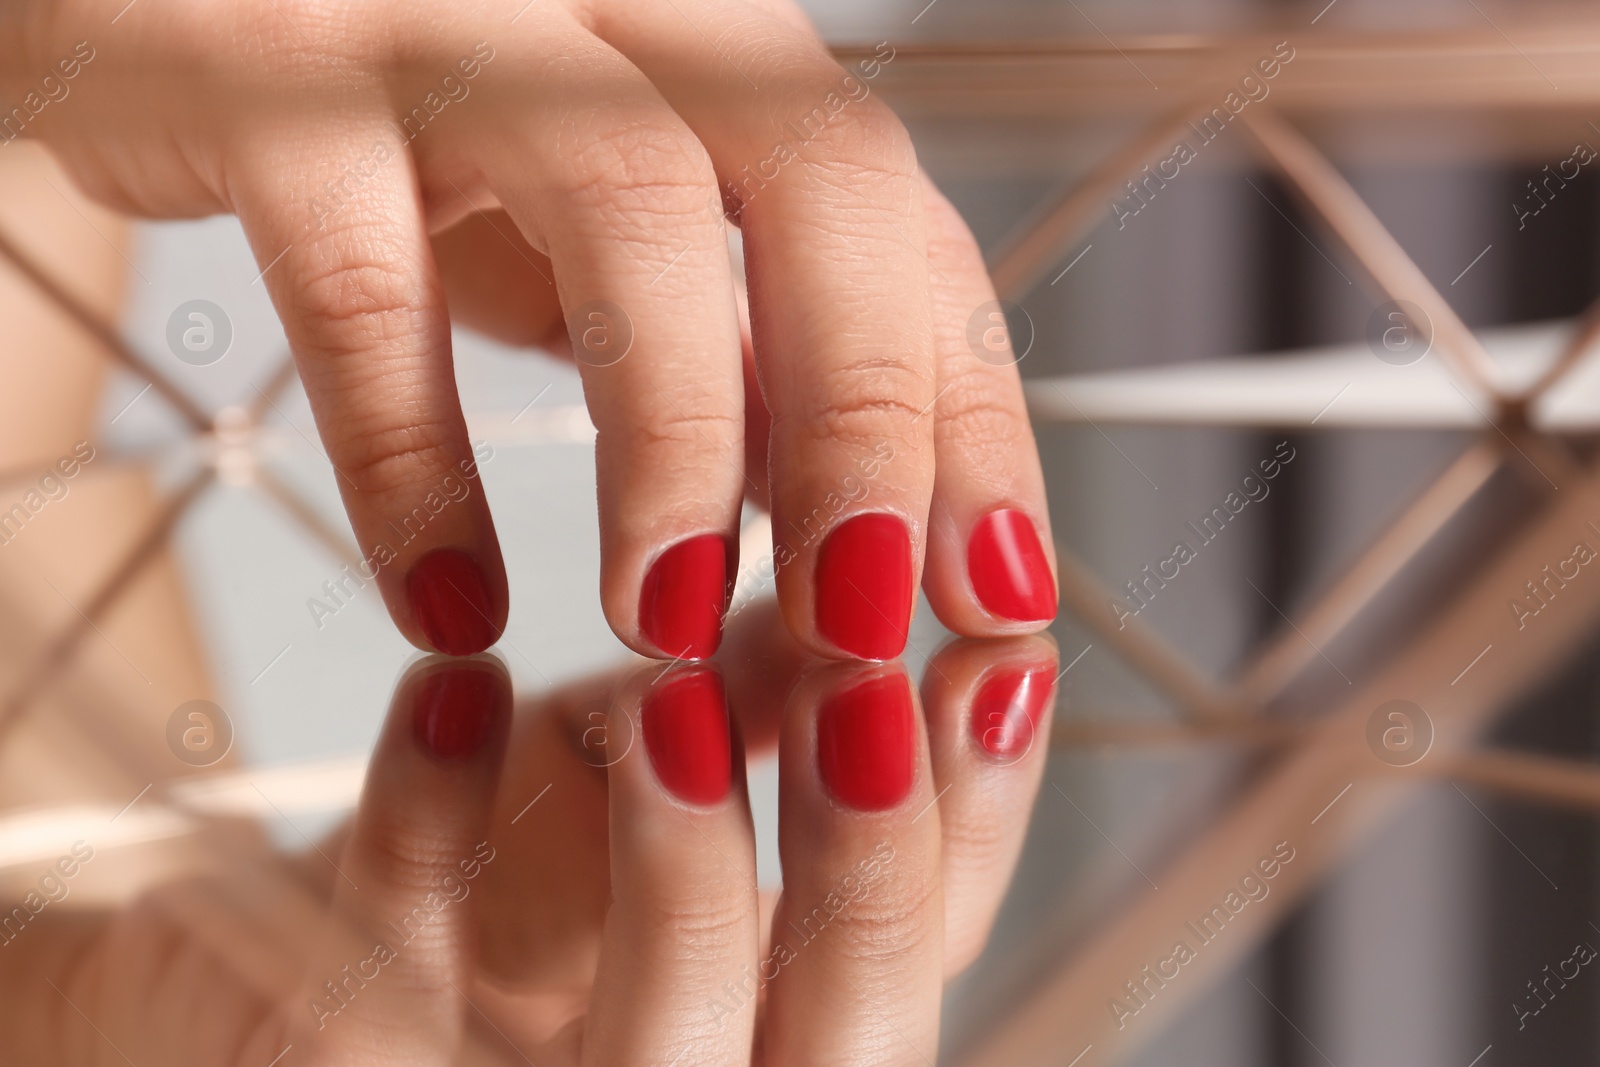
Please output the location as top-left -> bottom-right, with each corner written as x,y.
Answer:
405,547 -> 504,656
966,507 -> 1057,625
637,533 -> 734,661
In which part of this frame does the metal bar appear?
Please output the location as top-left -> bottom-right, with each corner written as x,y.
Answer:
1053,542 -> 1239,723
1523,294 -> 1600,401
1239,108 -> 1506,400
245,354 -> 300,423
252,466 -> 365,576
987,102 -> 1206,299
0,466 -> 214,745
0,223 -> 212,431
1050,717 -> 1300,749
1445,749 -> 1600,813
1228,442 -> 1500,708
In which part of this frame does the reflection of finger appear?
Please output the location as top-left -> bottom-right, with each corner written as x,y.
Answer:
922,635 -> 1058,975
583,663 -> 759,1067
289,655 -> 511,1062
764,661 -> 943,1066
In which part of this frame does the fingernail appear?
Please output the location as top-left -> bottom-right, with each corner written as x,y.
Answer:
817,672 -> 914,811
970,664 -> 1055,761
412,667 -> 502,761
643,668 -> 732,805
407,548 -> 500,656
968,509 -> 1057,623
639,533 -> 729,660
815,513 -> 912,660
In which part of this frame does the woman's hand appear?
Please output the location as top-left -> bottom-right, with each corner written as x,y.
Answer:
3,0 -> 1057,661
0,622 -> 1059,1064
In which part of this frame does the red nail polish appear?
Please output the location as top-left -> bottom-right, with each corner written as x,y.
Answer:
815,513 -> 912,660
407,548 -> 500,656
412,667 -> 502,760
643,668 -> 732,805
816,672 -> 914,811
970,664 -> 1055,761
639,534 -> 729,660
968,509 -> 1057,623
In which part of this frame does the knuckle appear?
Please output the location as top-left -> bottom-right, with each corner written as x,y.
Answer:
598,385 -> 745,463
357,821 -> 465,893
772,70 -> 918,187
821,874 -> 940,963
637,890 -> 752,961
615,398 -> 743,456
326,406 -> 459,495
291,244 -> 426,353
935,376 -> 1030,452
799,359 -> 932,446
557,112 -> 716,217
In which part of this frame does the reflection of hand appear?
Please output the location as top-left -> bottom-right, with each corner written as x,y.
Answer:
3,0 -> 1057,662
1,627 -> 1057,1064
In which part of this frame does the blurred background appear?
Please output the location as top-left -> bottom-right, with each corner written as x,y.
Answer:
6,1 -> 1600,1064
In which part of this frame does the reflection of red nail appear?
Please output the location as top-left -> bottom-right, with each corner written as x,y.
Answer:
815,513 -> 912,660
412,668 -> 501,760
639,534 -> 729,660
407,549 -> 499,656
968,509 -> 1057,623
643,669 -> 732,805
817,672 -> 914,811
970,665 -> 1055,761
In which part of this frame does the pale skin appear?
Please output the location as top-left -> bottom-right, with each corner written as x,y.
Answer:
0,0 -> 1057,661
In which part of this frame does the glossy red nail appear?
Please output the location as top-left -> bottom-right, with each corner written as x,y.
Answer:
970,664 -> 1056,761
639,534 -> 729,660
407,548 -> 500,656
412,667 -> 502,760
968,509 -> 1057,623
817,672 -> 914,811
815,513 -> 912,660
643,668 -> 732,805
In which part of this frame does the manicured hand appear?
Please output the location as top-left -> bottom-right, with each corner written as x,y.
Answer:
3,0 -> 1057,659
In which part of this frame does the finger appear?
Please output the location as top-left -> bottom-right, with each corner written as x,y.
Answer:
921,179 -> 1059,632
583,662 -> 759,1066
763,661 -> 943,1066
234,129 -> 507,656
588,5 -> 937,660
468,24 -> 746,661
288,654 -> 512,1062
921,635 -> 1058,974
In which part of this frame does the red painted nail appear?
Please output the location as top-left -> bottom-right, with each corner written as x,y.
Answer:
412,667 -> 503,761
815,513 -> 912,660
407,548 -> 500,656
968,509 -> 1057,623
817,672 -> 914,811
643,668 -> 732,805
970,664 -> 1056,761
639,534 -> 729,660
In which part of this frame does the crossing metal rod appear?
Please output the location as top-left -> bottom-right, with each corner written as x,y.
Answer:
986,101 -> 1206,300
1239,107 -> 1505,401
0,222 -> 212,431
0,466 -> 214,747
